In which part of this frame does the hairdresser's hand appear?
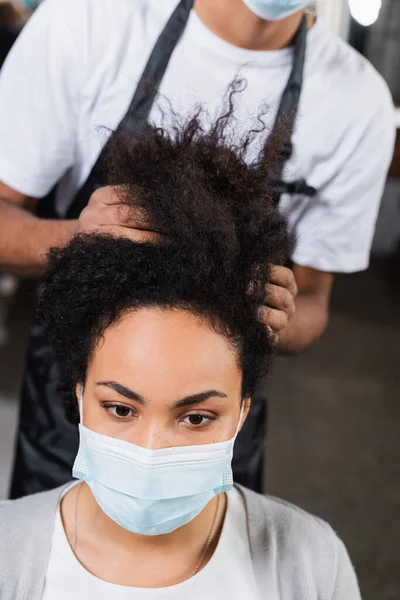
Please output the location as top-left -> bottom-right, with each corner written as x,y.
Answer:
79,186 -> 162,243
260,266 -> 297,340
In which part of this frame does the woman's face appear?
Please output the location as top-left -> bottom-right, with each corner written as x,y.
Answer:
78,308 -> 249,448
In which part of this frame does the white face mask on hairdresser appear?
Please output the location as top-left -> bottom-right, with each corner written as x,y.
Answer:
73,389 -> 244,536
242,0 -> 309,20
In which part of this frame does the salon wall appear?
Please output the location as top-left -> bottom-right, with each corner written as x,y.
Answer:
361,0 -> 400,258
315,0 -> 400,259
315,0 -> 350,38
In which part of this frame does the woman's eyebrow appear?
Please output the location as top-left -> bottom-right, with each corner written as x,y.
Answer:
96,382 -> 226,409
172,391 -> 227,409
96,381 -> 147,405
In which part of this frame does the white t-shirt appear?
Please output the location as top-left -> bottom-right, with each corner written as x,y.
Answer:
41,486 -> 259,599
0,0 -> 395,272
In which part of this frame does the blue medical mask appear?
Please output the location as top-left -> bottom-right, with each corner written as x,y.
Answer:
73,391 -> 244,536
242,0 -> 309,20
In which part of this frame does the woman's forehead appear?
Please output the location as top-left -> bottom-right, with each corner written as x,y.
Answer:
89,308 -> 242,396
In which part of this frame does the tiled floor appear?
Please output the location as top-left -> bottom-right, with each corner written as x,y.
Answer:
0,263 -> 399,599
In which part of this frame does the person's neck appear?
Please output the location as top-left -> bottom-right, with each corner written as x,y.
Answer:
69,484 -> 226,587
194,0 -> 310,51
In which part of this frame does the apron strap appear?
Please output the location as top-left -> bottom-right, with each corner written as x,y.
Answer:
120,0 -> 195,132
275,14 -> 307,128
66,0 -> 194,219
269,14 -> 316,200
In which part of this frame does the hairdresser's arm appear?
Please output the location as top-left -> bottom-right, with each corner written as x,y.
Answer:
266,264 -> 333,354
0,185 -> 158,277
0,182 -> 78,277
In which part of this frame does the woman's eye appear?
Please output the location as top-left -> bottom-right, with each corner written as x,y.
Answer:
108,405 -> 134,419
184,414 -> 212,426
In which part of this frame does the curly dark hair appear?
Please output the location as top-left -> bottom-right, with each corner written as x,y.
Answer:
38,89 -> 291,423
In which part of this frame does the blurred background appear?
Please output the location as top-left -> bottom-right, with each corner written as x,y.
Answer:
0,1 -> 399,599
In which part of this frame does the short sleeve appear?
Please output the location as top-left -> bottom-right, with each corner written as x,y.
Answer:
0,0 -> 86,198
330,537 -> 362,600
291,76 -> 396,274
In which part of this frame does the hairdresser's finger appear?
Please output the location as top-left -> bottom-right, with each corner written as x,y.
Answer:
259,306 -> 288,335
88,185 -> 151,225
80,185 -> 158,234
266,325 -> 279,346
270,265 -> 298,300
264,283 -> 296,319
80,202 -> 150,230
91,225 -> 162,243
80,202 -> 117,229
87,185 -> 125,207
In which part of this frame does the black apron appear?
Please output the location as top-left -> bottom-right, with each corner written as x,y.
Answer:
10,2 -> 314,499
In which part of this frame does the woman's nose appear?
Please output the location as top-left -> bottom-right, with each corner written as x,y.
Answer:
131,419 -> 173,450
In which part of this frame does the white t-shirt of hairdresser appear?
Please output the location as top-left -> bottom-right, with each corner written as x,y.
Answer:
0,0 -> 395,273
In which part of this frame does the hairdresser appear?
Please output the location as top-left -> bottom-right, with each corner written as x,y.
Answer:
0,0 -> 395,497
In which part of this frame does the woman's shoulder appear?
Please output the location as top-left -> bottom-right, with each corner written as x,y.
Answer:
238,484 -> 338,540
0,485 -> 65,519
0,486 -> 68,560
0,485 -> 67,549
237,486 -> 361,599
257,491 -> 337,539
0,486 -> 69,598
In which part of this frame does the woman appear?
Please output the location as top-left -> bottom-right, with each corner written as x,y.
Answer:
0,106 -> 361,599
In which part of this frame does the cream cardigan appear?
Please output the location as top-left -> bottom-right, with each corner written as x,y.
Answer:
0,484 -> 361,599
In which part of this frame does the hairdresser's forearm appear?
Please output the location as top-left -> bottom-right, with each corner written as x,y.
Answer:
0,197 -> 78,277
276,291 -> 329,354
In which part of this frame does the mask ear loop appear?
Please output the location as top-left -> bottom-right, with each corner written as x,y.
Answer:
233,401 -> 245,440
79,386 -> 84,425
